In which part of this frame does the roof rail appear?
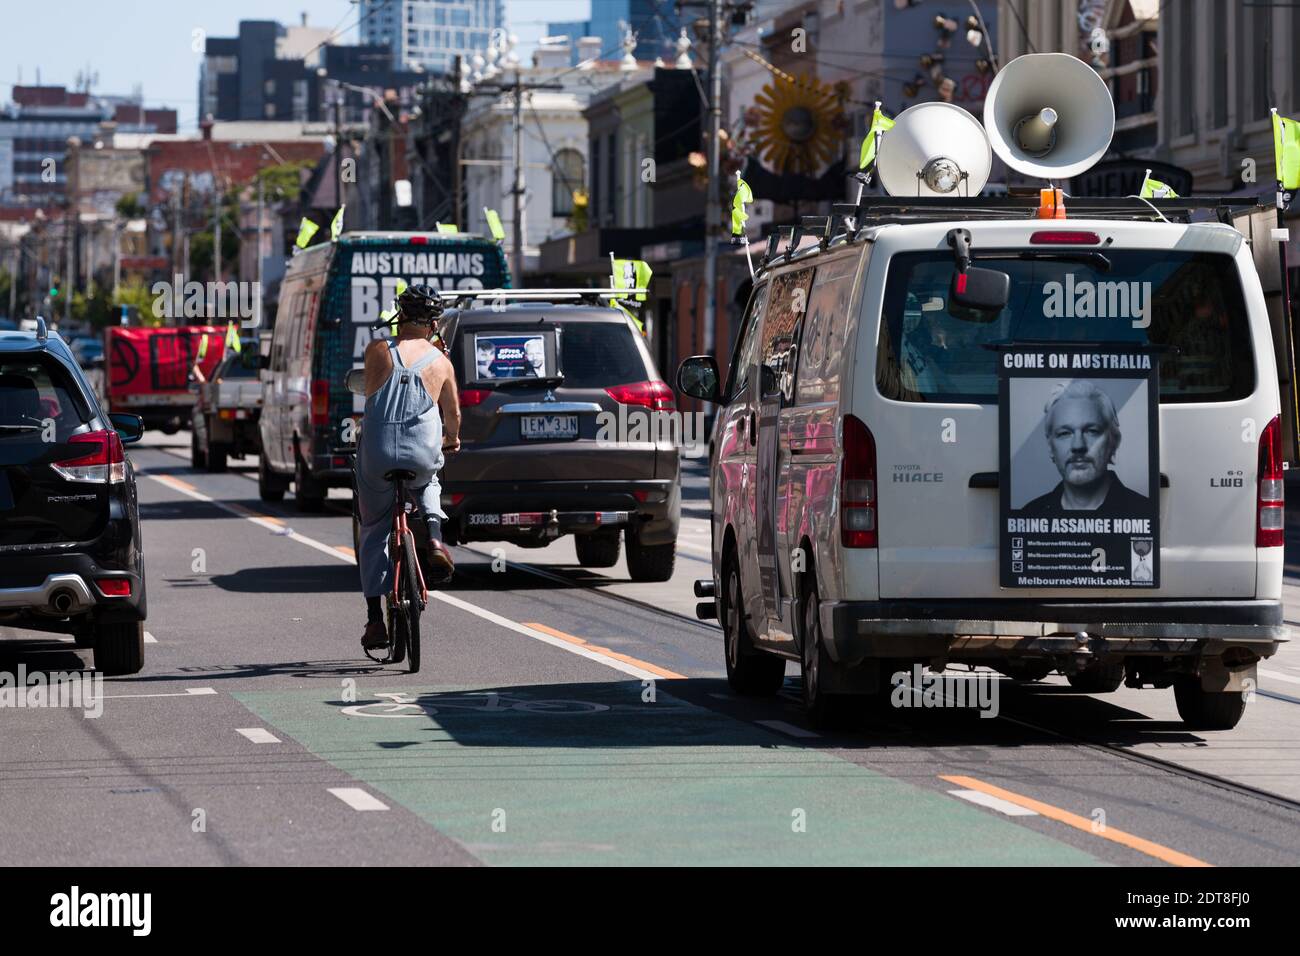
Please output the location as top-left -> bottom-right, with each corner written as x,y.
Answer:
834,194 -> 1263,227
445,288 -> 648,307
35,316 -> 47,342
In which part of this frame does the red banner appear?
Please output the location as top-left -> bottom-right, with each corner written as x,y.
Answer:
105,326 -> 225,405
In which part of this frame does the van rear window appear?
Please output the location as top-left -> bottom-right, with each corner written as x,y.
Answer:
876,250 -> 1254,404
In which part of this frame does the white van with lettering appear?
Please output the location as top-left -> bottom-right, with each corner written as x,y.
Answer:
258,231 -> 509,510
679,202 -> 1288,730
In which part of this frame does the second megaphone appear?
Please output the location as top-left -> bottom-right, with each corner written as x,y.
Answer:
983,52 -> 1115,180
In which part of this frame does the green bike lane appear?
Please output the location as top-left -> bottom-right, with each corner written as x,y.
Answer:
234,679 -> 1102,866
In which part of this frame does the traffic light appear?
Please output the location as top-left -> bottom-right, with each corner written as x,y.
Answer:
49,277 -> 61,298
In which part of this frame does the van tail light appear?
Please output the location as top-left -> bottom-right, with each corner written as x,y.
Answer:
1030,230 -> 1100,244
96,578 -> 131,597
1257,414 -> 1285,547
841,414 -> 877,548
311,379 -> 330,425
460,388 -> 491,407
51,429 -> 126,484
605,380 -> 675,411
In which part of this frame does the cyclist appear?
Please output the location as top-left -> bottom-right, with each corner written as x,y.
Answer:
355,284 -> 460,651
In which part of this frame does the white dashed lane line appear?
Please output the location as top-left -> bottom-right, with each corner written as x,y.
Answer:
947,789 -> 1041,817
100,687 -> 218,699
328,788 -> 389,811
236,727 -> 281,744
144,631 -> 158,644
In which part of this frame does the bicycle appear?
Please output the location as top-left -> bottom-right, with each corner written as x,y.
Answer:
361,468 -> 428,672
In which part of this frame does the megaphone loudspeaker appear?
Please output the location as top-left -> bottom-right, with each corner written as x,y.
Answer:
876,101 -> 992,198
984,52 -> 1114,179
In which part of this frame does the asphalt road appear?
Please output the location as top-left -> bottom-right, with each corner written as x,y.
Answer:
3,432 -> 1300,866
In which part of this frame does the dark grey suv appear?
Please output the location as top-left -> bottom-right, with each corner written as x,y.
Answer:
428,302 -> 681,581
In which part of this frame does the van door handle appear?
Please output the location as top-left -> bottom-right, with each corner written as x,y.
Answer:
967,472 -> 1171,489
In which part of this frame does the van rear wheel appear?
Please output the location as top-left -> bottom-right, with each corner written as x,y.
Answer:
190,430 -> 207,470
1174,678 -> 1247,730
258,455 -> 287,502
294,455 -> 326,513
801,581 -> 860,730
721,554 -> 784,696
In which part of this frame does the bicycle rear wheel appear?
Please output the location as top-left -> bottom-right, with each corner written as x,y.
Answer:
400,529 -> 423,673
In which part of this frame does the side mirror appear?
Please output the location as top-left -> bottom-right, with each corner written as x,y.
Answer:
676,355 -> 720,403
344,367 -> 366,396
950,266 -> 1010,319
108,412 -> 145,444
759,364 -> 779,398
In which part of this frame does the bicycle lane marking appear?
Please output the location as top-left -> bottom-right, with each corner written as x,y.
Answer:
233,681 -> 1104,866
146,473 -> 667,682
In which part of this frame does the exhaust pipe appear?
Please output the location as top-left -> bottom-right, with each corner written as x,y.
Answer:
49,589 -> 77,614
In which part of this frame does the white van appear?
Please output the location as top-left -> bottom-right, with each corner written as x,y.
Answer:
679,203 -> 1287,730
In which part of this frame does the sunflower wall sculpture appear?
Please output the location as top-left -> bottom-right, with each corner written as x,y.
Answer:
747,75 -> 845,177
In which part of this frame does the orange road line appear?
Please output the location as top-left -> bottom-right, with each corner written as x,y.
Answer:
154,474 -> 195,492
336,545 -> 355,556
940,775 -> 1211,867
523,622 -> 685,680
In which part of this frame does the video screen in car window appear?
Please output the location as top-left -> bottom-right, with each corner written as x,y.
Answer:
471,333 -> 550,380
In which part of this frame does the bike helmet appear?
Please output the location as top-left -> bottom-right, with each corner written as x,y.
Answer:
396,283 -> 444,324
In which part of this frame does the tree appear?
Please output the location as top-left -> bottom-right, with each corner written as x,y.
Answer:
115,192 -> 146,220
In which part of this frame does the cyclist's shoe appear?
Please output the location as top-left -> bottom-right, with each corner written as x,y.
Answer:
361,620 -> 388,650
425,540 -> 455,583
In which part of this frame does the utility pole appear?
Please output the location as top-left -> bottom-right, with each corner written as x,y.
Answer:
511,70 -> 525,283
255,172 -> 264,329
467,72 -> 562,285
213,189 -> 222,283
702,0 -> 723,356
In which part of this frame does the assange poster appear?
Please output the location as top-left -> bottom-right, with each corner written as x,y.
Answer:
999,344 -> 1159,589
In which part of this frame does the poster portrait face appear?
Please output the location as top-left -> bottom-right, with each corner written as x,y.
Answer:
524,337 -> 545,372
1007,375 -> 1150,511
1044,383 -> 1122,492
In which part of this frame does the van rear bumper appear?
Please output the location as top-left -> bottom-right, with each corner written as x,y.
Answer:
822,599 -> 1285,663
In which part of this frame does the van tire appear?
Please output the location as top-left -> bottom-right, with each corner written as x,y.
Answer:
721,553 -> 784,696
575,531 -> 620,568
207,443 -> 229,473
801,580 -> 856,730
1174,678 -> 1247,730
93,621 -> 145,675
258,455 -> 287,502
294,455 -> 326,513
1067,663 -> 1124,694
625,526 -> 675,582
190,430 -> 207,470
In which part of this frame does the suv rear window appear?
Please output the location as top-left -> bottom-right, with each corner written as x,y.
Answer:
558,322 -> 646,388
0,356 -> 91,439
876,250 -> 1253,404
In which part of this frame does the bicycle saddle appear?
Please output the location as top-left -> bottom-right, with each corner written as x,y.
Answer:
384,468 -> 417,482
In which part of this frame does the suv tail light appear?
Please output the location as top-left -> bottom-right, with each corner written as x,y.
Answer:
841,414 -> 877,548
605,380 -> 675,411
1257,414 -> 1284,547
51,429 -> 126,484
311,379 -> 330,425
460,388 -> 491,407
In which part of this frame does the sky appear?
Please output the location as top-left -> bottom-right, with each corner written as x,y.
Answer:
0,0 -> 591,130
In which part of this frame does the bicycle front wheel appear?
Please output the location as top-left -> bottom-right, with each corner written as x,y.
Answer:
400,530 -> 422,673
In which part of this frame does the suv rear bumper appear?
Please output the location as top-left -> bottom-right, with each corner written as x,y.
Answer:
443,478 -> 680,545
822,599 -> 1285,663
0,552 -> 146,627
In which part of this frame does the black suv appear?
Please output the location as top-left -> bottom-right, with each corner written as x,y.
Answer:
0,321 -> 147,674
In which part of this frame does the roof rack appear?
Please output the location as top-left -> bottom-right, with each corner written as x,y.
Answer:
830,195 -> 1262,228
444,288 -> 648,307
754,194 -> 1268,272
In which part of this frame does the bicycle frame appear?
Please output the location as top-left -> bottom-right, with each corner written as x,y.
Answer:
391,477 -> 429,607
